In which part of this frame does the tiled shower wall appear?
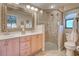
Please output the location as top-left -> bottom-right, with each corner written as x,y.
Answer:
37,10 -> 63,45
46,10 -> 63,44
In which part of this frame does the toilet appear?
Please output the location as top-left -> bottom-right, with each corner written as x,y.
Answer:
64,42 -> 76,56
75,45 -> 79,55
64,42 -> 76,50
64,27 -> 78,56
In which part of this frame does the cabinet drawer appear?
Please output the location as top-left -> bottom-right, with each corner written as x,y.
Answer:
20,48 -> 31,56
37,34 -> 43,39
20,36 -> 30,42
20,36 -> 31,56
20,37 -> 26,42
31,35 -> 36,38
20,45 -> 30,50
20,41 -> 31,49
20,39 -> 30,43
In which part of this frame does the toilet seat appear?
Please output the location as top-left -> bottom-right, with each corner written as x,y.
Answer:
64,42 -> 76,50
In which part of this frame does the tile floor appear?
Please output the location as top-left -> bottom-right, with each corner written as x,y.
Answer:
36,41 -> 66,56
36,50 -> 66,56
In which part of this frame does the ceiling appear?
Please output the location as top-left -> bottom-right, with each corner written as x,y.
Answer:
30,3 -> 79,12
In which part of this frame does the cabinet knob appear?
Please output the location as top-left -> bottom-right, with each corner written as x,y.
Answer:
37,35 -> 40,38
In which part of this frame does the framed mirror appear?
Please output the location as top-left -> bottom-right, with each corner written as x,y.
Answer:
1,4 -> 35,32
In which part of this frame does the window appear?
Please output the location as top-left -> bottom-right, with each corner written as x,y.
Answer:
65,19 -> 73,29
65,13 -> 76,29
7,15 -> 17,29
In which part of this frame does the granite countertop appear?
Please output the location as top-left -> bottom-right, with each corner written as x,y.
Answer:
0,25 -> 45,40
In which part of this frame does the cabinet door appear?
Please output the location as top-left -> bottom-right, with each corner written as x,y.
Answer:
0,40 -> 6,56
37,34 -> 43,50
31,34 -> 43,54
6,38 -> 19,56
31,35 -> 37,54
20,36 -> 31,56
12,38 -> 19,56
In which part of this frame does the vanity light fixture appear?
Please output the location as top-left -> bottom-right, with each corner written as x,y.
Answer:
35,8 -> 38,11
40,10 -> 43,13
26,5 -> 30,9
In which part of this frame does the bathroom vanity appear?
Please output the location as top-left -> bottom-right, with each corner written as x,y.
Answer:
0,25 -> 45,56
0,4 -> 45,56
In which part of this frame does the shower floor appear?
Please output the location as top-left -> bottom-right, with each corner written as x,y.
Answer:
45,41 -> 58,51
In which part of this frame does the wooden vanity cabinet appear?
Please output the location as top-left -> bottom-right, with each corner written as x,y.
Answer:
0,37 -> 19,56
31,34 -> 43,54
20,34 -> 43,55
31,35 -> 37,54
0,34 -> 43,56
6,38 -> 19,56
0,40 -> 7,56
37,34 -> 43,51
20,36 -> 31,56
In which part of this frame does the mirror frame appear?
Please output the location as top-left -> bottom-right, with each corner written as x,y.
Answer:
1,3 -> 35,32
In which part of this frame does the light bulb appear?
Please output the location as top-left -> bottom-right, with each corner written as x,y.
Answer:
26,5 -> 30,9
51,5 -> 54,8
31,7 -> 34,10
35,8 -> 38,11
40,10 -> 43,13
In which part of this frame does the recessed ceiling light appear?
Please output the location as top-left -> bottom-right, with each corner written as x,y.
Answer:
31,7 -> 35,10
50,5 -> 54,8
35,8 -> 38,11
26,5 -> 30,9
40,10 -> 43,13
